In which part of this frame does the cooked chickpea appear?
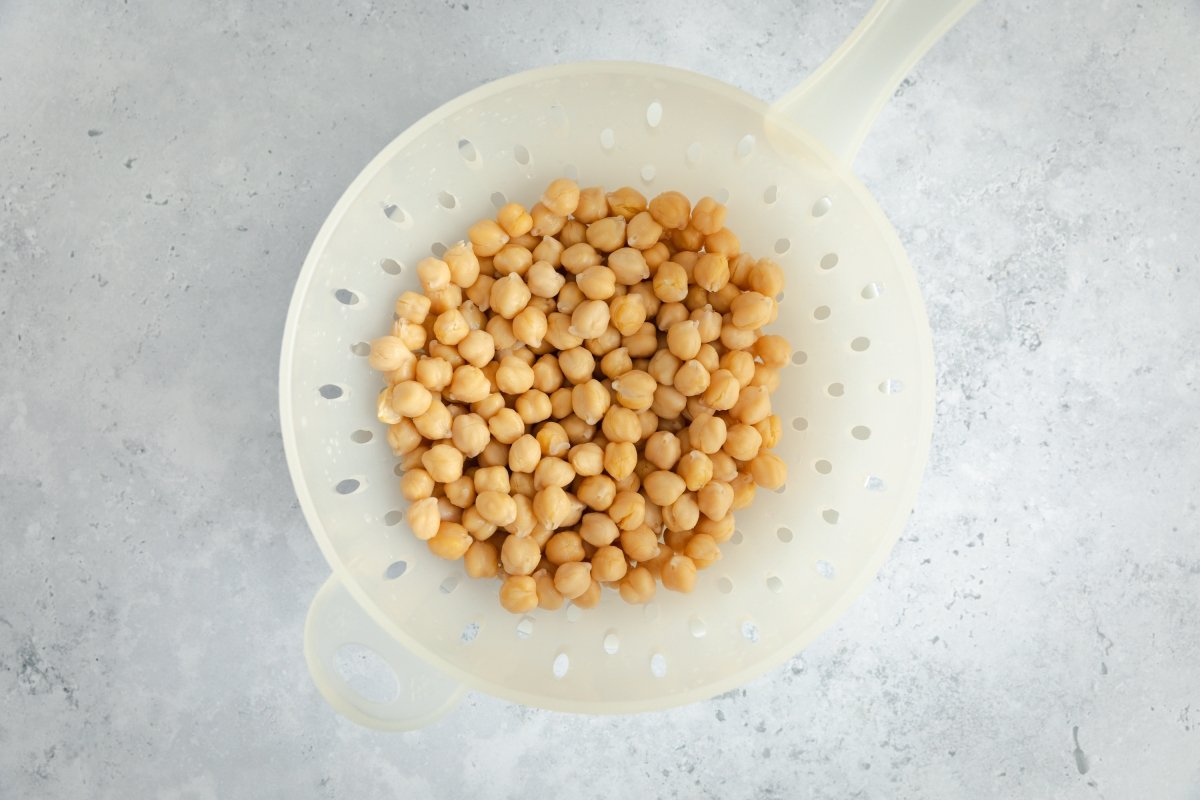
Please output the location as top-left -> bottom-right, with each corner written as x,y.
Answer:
697,480 -> 734,521
552,561 -> 592,599
577,265 -> 616,300
606,186 -> 646,219
561,242 -> 601,275
730,385 -> 771,425
577,474 -> 616,511
723,423 -> 763,461
537,177 -> 579,217
488,273 -> 532,320
585,216 -> 626,252
622,322 -> 658,358
528,202 -> 565,237
572,185 -> 608,223
709,451 -> 738,483
399,468 -> 435,502
474,490 -> 516,527
610,369 -> 656,411
532,570 -> 564,610
569,299 -> 610,340
499,434 -> 535,475
406,497 -> 441,541
676,451 -> 713,492
684,533 -> 722,569
545,530 -> 585,565
481,408 -> 519,445
651,384 -> 687,420
561,414 -> 596,445
730,472 -> 757,509
583,545 -> 624,583
608,490 -> 645,531
499,533 -> 540,576
609,293 -> 647,337
666,320 -> 702,360
748,258 -> 785,297
388,380 -> 431,418
499,574 -> 538,613
478,439 -> 510,469
492,356 -> 532,396
639,432 -> 677,472
468,219 -> 509,257
579,511 -> 620,547
672,359 -> 711,397
707,282 -> 740,314
555,347 -> 593,385
694,253 -> 730,293
660,553 -> 697,593
621,210 -> 661,251
615,527 -> 657,563
458,540 -> 499,580
671,225 -> 704,252
529,234 -> 563,266
704,226 -> 739,257
533,485 -> 572,529
394,291 -> 432,324
427,284 -> 463,316
368,336 -> 411,373
535,421 -> 571,458
569,379 -> 610,425
720,350 -> 756,387
648,191 -> 690,230
697,368 -> 738,410
562,444 -> 601,479
617,566 -> 656,604
513,390 -> 549,425
492,244 -> 533,277
664,529 -> 693,553
642,470 -> 685,507
748,451 -> 787,490
426,521 -> 472,560
755,414 -> 782,449
696,512 -> 735,542
652,261 -> 688,303
689,196 -> 727,235
444,475 -> 476,509
753,334 -> 790,369
690,413 -> 728,454
526,260 -> 565,299
413,398 -> 452,440
604,441 -> 637,481
415,257 -> 451,292
448,365 -> 491,403
465,274 -> 494,311
729,291 -> 773,329
599,347 -> 632,379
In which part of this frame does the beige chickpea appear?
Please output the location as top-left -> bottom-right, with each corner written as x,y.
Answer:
464,273 -> 494,311
528,202 -> 565,237
533,570 -> 564,610
673,359 -> 711,397
728,252 -> 755,288
690,413 -> 728,455
730,472 -> 757,510
494,203 -> 532,238
427,521 -> 472,560
748,258 -> 785,297
580,511 -> 620,547
499,574 -> 538,613
483,407 -> 522,444
625,211 -> 663,250
508,307 -> 545,349
643,470 -> 686,507
532,235 -> 564,267
400,444 -> 430,473
691,305 -> 723,343
406,497 -> 441,541
660,553 -> 697,593
386,380 -> 429,418
492,244 -> 533,277
399,468 -> 435,502
604,441 -> 637,481
708,283 -> 740,314
677,450 -> 713,492
455,329 -> 494,369
549,386 -> 573,419
684,532 -> 722,569
619,526 -> 660,563
709,451 -> 738,483
368,336 -> 411,373
445,414 -> 485,460
472,393 -> 506,421
585,216 -> 626,252
390,317 -> 426,352
652,261 -> 688,303
605,186 -> 646,219
606,248 -> 647,286
552,561 -> 592,600
599,347 -> 632,379
489,273 -> 532,320
664,529 -> 692,553
684,285 -> 710,314
482,318 -> 514,355
439,242 -> 478,289
562,443 -> 600,478
573,186 -> 609,223
704,227 -> 739,257
500,533 -> 540,576
724,423 -> 764,462
543,312 -> 583,350
528,354 -> 562,393
570,379 -> 610,425
507,434 -> 540,474
749,452 -> 787,490
544,530 -> 585,565
526,260 -> 565,299
639,546 -> 674,580
533,485 -> 572,529
556,346 -> 595,385
618,566 -> 656,604
430,283 -> 465,316
560,242 -> 601,275
428,342 -> 463,372
535,421 -> 571,458
588,545 -> 626,583
577,474 -> 616,511
621,322 -> 659,358
750,365 -> 781,393
608,490 -> 645,531
697,480 -> 734,521
472,466 -> 510,496
422,443 -> 463,482
701,368 -> 740,410
539,177 -> 580,216
610,369 -> 656,412
648,191 -> 690,230
690,196 -> 727,236
753,335 -> 790,369
507,494 -> 538,537
394,291 -> 432,325
670,225 -> 704,252
720,350 -> 756,387
416,257 -> 452,292
444,475 -> 476,509
609,293 -> 647,337
599,406 -> 640,444
478,439 -> 510,469
573,267 -> 613,302
647,351 -> 680,387
730,385 -> 770,426
730,291 -> 773,330
561,414 -> 596,446
642,242 -> 671,271
412,399 -> 452,440
666,320 -> 702,360
627,281 -> 662,318
533,457 -> 575,491
447,365 -> 490,404
475,490 -> 517,526
514,390 -> 551,425
468,220 -> 510,257
493,355 -> 533,395
569,299 -> 610,340
754,414 -> 782,449
555,218 -> 583,247
720,319 -> 759,351
651,384 -> 687,420
642,432 -> 679,471
696,511 -> 735,542
694,253 -> 730,292
463,539 -> 500,578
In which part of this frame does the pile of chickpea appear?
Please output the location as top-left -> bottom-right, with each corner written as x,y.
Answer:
369,179 -> 789,614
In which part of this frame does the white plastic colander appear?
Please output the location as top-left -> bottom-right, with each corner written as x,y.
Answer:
281,0 -> 977,730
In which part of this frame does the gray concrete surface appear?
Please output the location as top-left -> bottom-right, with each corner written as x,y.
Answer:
2,1 -> 1199,797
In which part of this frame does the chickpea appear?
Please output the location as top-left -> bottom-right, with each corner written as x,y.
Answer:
690,305 -> 722,344
670,225 -> 704,252
753,335 -> 790,369
720,349 -> 756,387
552,561 -> 592,599
652,261 -> 688,303
637,433 -> 676,473
478,439 -> 510,469
642,243 -> 670,272
572,185 -> 608,222
608,490 -> 645,531
398,468 -> 434,502
549,386 -> 573,419
709,452 -> 738,483
639,546 -> 674,579
427,520 -> 472,560
615,527 -> 656,564
645,352 -> 678,388
465,219 -> 508,257
479,320 -> 512,357
401,444 -> 430,472
585,216 -> 626,252
748,451 -> 787,490
500,433 -> 536,474
756,414 -> 782,449
533,485 -> 572,529
512,390 -> 549,425
561,444 -> 600,479
537,177 -> 578,217
577,474 -> 616,511
730,472 -> 757,509
367,336 -> 411,373
660,553 -> 697,593
427,283 -> 463,316
680,533 -> 720,569
526,202 -> 564,237
499,533 -> 540,576
641,470 -> 684,507
609,293 -> 647,337
456,540 -> 499,581
471,390 -> 506,419
602,185 -> 644,218
579,511 -> 620,547
465,274 -> 494,311
577,265 -> 616,300
394,291 -> 432,325
748,258 -> 785,297
499,574 -> 538,613
444,475 -> 476,509
697,368 -> 738,410
491,356 -> 531,396
531,422 -> 568,460
688,196 -> 727,236
491,244 -> 532,278
406,497 -> 441,541
450,332 -> 491,372
489,273 -> 532,320
563,378 -> 607,425
604,441 -> 637,481
544,530 -> 585,565
723,423 -> 764,461
561,242 -> 601,275
569,299 -> 610,340
529,458 -> 571,493
561,414 -> 596,446
696,511 -> 735,542
622,322 -> 658,358
608,369 -> 654,412
627,281 -> 662,319
602,246 -> 645,284
533,570 -> 565,610
586,545 -> 625,583
543,312 -> 583,350
472,490 -> 515,527
480,409 -> 519,446
569,578 -> 600,608
553,347 -> 592,385
672,359 -> 711,397
385,381 -> 429,419
648,191 -> 690,230
524,260 -> 564,300
666,320 -> 702,360
676,450 -> 713,492
599,347 -> 632,379
704,227 -> 739,257
505,494 -> 537,537
697,480 -> 734,521
620,211 -> 660,251
730,385 -> 771,425
693,253 -> 730,292
664,529 -> 693,553
618,566 -> 656,604
446,365 -> 489,403
651,384 -> 687,420
728,291 -> 772,330
690,413 -> 728,455
708,283 -> 740,314
413,257 -> 449,292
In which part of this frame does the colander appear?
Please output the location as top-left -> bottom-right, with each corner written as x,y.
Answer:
281,0 -> 977,730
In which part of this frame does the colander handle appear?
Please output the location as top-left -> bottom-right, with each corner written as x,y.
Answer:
771,0 -> 979,164
304,574 -> 466,731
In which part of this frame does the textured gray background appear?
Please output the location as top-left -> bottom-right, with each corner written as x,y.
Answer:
2,0 -> 1199,797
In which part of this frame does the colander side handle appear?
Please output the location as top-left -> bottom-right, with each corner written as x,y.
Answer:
304,574 -> 467,731
770,0 -> 979,164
